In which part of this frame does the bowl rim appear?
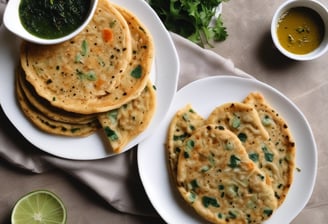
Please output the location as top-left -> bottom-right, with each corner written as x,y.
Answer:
271,0 -> 328,61
3,0 -> 99,45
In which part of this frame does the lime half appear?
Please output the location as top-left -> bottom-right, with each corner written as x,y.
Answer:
11,190 -> 67,224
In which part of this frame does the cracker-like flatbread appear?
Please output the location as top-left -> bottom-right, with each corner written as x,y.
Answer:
243,92 -> 296,206
177,125 -> 278,224
97,81 -> 156,153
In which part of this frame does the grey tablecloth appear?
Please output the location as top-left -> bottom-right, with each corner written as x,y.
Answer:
1,1 -> 328,223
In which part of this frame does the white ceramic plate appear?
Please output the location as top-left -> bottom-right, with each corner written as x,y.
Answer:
138,76 -> 317,224
0,0 -> 179,160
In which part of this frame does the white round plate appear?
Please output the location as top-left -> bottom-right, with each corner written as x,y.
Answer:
138,76 -> 317,224
0,0 -> 179,160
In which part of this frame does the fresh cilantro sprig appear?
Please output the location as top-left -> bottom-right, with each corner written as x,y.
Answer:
148,0 -> 229,47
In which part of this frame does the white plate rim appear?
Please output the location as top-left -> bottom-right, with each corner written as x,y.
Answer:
138,75 -> 317,224
0,0 -> 180,160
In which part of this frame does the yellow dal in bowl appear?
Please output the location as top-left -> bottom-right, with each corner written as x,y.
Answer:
277,7 -> 324,54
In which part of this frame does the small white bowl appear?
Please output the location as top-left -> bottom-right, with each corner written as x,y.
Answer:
3,0 -> 98,45
271,0 -> 328,61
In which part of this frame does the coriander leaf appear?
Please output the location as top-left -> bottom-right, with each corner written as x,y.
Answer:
148,0 -> 229,47
212,15 -> 228,41
131,65 -> 142,78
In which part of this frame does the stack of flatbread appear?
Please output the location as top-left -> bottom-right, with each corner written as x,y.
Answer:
166,92 -> 296,223
15,0 -> 156,153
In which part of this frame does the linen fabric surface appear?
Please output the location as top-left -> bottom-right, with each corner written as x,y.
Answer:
1,1 -> 327,223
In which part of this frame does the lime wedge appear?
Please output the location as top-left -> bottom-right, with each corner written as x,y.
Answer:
11,190 -> 67,224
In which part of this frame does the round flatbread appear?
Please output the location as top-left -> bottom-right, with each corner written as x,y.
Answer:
97,80 -> 156,153
20,0 -> 153,114
112,4 -> 154,107
16,74 -> 99,137
17,66 -> 96,125
243,92 -> 296,206
176,125 -> 278,224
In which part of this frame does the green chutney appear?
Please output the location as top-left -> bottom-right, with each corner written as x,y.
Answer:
19,0 -> 91,39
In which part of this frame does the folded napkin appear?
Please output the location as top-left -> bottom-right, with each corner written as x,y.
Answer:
0,1 -> 251,217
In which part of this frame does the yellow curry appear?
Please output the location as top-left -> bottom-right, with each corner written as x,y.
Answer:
277,7 -> 325,54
